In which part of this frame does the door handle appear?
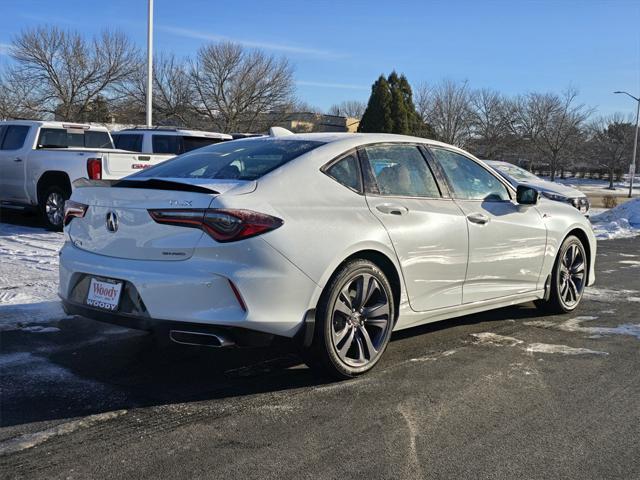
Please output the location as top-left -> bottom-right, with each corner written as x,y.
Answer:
376,204 -> 409,216
467,212 -> 490,224
14,157 -> 23,162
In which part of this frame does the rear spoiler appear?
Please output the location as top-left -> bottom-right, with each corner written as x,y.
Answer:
72,178 -> 219,195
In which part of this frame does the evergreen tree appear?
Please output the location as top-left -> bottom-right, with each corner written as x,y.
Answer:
398,74 -> 423,134
358,75 -> 392,133
388,71 -> 409,134
359,72 -> 430,136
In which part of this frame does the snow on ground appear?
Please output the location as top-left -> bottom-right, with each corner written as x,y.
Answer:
0,223 -> 69,329
470,332 -> 610,356
550,175 -> 640,197
590,198 -> 640,240
524,343 -> 608,356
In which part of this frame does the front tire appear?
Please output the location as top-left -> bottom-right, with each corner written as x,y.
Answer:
538,235 -> 587,314
40,185 -> 68,231
305,259 -> 395,379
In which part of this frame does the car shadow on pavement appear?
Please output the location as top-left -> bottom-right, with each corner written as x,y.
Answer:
390,302 -> 551,341
1,302 -> 551,428
0,208 -> 44,229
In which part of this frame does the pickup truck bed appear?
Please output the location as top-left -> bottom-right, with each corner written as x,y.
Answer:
0,120 -> 168,229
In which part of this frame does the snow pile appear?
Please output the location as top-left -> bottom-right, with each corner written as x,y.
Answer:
590,198 -> 640,240
0,222 -> 68,328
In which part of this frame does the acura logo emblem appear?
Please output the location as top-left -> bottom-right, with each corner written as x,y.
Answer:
106,211 -> 118,232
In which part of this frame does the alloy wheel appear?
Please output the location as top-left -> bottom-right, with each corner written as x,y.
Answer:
559,243 -> 586,307
46,192 -> 65,227
330,273 -> 391,368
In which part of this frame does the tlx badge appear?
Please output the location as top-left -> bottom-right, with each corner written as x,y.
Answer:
169,200 -> 192,207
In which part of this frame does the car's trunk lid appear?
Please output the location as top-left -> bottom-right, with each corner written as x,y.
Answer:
67,178 -> 255,260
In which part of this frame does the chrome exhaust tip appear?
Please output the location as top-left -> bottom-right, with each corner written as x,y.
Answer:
169,330 -> 235,348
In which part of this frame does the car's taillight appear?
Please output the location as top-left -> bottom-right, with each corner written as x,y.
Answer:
63,200 -> 88,226
87,158 -> 102,179
147,209 -> 283,243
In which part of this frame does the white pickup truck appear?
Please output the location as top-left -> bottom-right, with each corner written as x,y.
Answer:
0,120 -> 168,229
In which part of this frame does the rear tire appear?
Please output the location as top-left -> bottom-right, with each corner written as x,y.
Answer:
40,185 -> 68,231
304,259 -> 395,379
537,235 -> 587,314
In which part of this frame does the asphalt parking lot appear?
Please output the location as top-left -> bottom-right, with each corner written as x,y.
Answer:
0,217 -> 639,479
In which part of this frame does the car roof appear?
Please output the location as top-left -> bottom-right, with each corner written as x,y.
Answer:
0,120 -> 110,131
115,128 -> 232,139
235,132 -> 468,154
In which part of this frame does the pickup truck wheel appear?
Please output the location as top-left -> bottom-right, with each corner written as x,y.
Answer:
40,186 -> 68,231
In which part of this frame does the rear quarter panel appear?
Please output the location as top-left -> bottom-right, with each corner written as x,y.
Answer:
207,144 -> 405,310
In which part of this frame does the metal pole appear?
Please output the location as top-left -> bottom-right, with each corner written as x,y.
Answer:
629,99 -> 639,198
146,0 -> 154,127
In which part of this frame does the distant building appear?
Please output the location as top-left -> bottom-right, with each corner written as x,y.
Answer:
267,112 -> 359,133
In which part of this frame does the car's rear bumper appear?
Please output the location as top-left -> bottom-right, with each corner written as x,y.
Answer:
58,239 -> 319,338
60,298 -> 277,346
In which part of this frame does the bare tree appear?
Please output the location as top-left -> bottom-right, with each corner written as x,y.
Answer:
189,42 -> 295,133
9,26 -> 138,120
0,68 -> 38,119
417,79 -> 473,147
509,88 -> 591,180
469,88 -> 509,158
413,82 -> 431,125
328,100 -> 366,118
122,53 -> 195,126
588,114 -> 635,188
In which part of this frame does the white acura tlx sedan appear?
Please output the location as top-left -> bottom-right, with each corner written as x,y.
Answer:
60,130 -> 596,378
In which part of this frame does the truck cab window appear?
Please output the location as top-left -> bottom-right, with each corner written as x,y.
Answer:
1,125 -> 30,150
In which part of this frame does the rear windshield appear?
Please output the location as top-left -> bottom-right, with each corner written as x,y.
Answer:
492,163 -> 539,182
132,139 -> 324,181
37,128 -> 113,149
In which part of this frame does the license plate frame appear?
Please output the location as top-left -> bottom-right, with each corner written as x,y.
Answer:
86,277 -> 123,311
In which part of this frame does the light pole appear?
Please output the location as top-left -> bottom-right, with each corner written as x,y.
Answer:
146,0 -> 154,127
614,91 -> 639,198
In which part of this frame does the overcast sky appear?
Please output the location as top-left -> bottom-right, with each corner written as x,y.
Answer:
1,0 -> 639,115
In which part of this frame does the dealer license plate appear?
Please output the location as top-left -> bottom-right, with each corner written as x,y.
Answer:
86,278 -> 123,311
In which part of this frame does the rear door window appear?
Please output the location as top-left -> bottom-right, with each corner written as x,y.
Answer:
1,125 -> 30,150
152,135 -> 180,154
113,134 -> 143,152
364,144 -> 441,198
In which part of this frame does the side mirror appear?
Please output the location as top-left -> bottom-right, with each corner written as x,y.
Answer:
516,185 -> 539,205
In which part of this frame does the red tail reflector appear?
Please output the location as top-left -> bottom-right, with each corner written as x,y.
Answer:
63,200 -> 88,226
148,209 -> 283,243
228,279 -> 247,312
87,158 -> 102,179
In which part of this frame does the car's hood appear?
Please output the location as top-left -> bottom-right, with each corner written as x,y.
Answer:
515,179 -> 585,198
